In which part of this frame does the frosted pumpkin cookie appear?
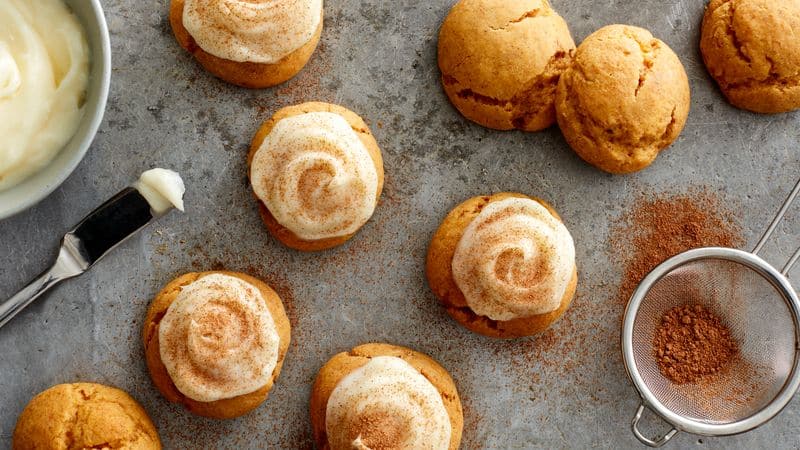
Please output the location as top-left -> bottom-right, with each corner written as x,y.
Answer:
13,383 -> 161,450
438,0 -> 575,131
248,102 -> 384,252
555,25 -> 690,174
143,271 -> 291,419
169,0 -> 323,88
700,0 -> 800,113
426,193 -> 577,338
310,343 -> 463,450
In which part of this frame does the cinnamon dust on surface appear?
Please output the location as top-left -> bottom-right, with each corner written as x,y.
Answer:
654,304 -> 739,384
611,189 -> 743,304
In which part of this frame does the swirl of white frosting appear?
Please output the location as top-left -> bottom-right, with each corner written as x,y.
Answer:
326,356 -> 451,450
251,112 -> 379,241
158,274 -> 280,402
0,43 -> 21,99
452,197 -> 576,320
182,0 -> 323,64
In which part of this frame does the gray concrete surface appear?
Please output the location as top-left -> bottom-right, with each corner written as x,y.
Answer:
1,0 -> 799,448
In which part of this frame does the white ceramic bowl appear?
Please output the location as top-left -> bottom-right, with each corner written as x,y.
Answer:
0,0 -> 111,219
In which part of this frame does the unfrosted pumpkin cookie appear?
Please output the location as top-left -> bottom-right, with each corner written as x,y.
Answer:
169,0 -> 323,88
426,193 -> 577,339
13,383 -> 161,450
310,343 -> 463,450
248,102 -> 384,252
438,0 -> 575,131
555,25 -> 690,174
143,271 -> 291,419
700,0 -> 800,113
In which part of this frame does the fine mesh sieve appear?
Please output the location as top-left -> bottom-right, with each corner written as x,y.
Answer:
622,179 -> 800,447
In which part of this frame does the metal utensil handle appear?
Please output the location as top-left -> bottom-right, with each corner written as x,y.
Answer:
0,269 -> 62,329
0,246 -> 85,330
632,403 -> 679,448
752,178 -> 800,275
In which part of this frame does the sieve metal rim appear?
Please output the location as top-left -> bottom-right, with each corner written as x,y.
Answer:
621,247 -> 800,442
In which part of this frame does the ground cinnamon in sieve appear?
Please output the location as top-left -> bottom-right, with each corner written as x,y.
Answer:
654,304 -> 739,384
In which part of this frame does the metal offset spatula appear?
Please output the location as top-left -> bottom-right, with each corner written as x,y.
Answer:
0,172 -> 183,329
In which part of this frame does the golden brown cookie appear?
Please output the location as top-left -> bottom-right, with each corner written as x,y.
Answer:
248,102 -> 385,252
555,24 -> 691,174
169,0 -> 322,88
438,0 -> 575,131
700,0 -> 800,113
13,383 -> 161,450
310,343 -> 463,450
143,271 -> 291,419
426,193 -> 578,339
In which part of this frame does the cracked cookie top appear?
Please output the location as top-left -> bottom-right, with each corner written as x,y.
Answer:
437,0 -> 575,131
700,0 -> 800,113
13,383 -> 161,449
555,24 -> 690,174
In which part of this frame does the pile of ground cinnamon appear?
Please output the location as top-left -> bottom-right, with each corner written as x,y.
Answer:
611,189 -> 743,304
654,304 -> 739,384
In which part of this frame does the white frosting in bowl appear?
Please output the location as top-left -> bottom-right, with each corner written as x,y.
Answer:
0,0 -> 89,192
326,356 -> 452,450
158,274 -> 281,402
452,197 -> 576,320
250,111 -> 379,241
183,0 -> 323,64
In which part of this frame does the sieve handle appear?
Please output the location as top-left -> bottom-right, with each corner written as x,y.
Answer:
632,403 -> 678,448
753,178 -> 800,266
782,247 -> 800,275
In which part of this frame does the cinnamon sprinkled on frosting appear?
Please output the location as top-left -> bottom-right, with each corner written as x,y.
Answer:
326,357 -> 451,450
452,198 -> 576,320
350,412 -> 409,449
251,112 -> 379,241
158,273 -> 280,402
182,0 -> 323,63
